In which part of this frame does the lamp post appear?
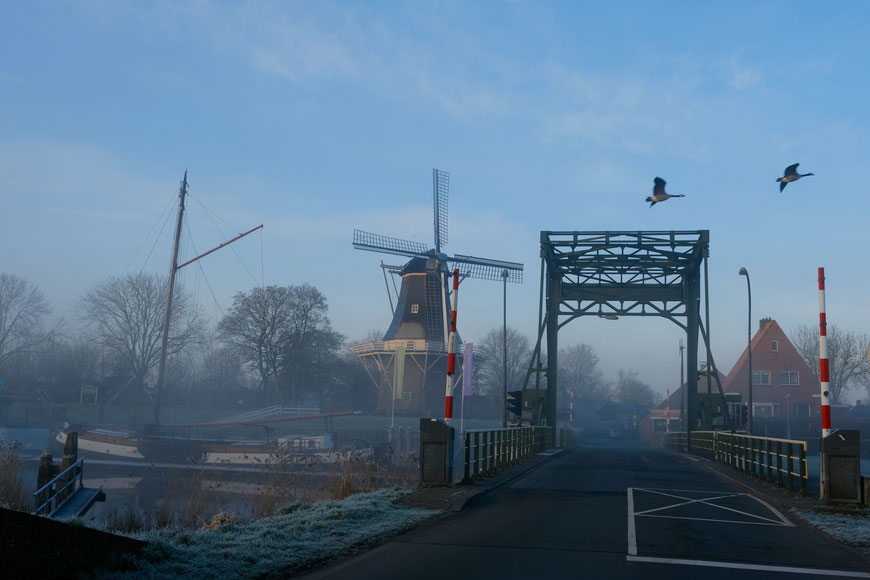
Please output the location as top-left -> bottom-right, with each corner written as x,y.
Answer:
738,267 -> 753,435
785,393 -> 791,440
502,269 -> 508,428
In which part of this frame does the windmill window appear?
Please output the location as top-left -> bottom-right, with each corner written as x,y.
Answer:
771,341 -> 779,352
752,371 -> 771,386
410,304 -> 419,314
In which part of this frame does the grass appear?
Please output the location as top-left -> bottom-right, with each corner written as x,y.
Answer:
94,488 -> 439,579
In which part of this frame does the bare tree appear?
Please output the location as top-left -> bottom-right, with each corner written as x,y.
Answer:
78,272 -> 205,394
218,285 -> 295,400
218,284 -> 341,404
474,326 -> 532,397
614,369 -> 656,407
791,324 -> 870,404
559,343 -> 607,408
283,284 -> 343,404
0,273 -> 57,373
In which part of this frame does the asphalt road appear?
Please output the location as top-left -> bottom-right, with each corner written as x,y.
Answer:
294,439 -> 870,579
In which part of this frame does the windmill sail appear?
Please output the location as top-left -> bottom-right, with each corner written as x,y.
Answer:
433,169 -> 449,254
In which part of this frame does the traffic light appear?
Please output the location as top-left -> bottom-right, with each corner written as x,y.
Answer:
506,390 -> 523,417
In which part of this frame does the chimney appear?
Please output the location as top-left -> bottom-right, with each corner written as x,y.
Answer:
759,317 -> 773,331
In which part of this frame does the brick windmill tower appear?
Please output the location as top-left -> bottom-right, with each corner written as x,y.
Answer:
352,169 -> 522,417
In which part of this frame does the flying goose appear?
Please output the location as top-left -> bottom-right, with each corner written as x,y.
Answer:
777,163 -> 814,192
646,177 -> 685,207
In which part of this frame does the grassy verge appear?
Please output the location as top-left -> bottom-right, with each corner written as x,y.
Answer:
95,489 -> 439,579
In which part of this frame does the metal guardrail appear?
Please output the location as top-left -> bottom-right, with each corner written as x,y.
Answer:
662,431 -> 808,496
462,427 -> 574,482
33,458 -> 85,516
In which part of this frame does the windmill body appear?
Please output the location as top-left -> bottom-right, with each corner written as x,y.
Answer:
352,169 -> 522,417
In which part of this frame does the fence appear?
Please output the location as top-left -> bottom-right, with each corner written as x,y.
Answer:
662,431 -> 808,496
33,458 -> 85,516
462,427 -> 574,482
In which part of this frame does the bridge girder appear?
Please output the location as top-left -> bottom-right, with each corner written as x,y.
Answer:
524,230 -> 727,448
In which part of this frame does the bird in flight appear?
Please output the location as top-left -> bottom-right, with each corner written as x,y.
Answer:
646,177 -> 685,207
776,163 -> 814,192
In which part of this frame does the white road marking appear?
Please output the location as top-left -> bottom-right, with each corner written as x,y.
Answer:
631,487 -> 793,526
626,555 -> 870,577
627,487 -> 637,556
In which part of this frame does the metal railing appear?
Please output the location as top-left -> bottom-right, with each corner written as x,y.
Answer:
662,431 -> 808,496
217,405 -> 322,424
462,427 -> 574,482
33,458 -> 85,516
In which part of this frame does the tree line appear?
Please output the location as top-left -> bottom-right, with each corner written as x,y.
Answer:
3,270 -> 869,417
0,272 -> 374,413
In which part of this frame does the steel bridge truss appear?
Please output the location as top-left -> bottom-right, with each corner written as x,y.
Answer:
526,230 -> 728,441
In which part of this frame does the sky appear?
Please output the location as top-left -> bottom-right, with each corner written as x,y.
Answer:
2,1 -> 870,402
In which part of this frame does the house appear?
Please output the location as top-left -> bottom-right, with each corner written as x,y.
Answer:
640,317 -> 820,442
640,367 -> 726,442
720,318 -> 820,424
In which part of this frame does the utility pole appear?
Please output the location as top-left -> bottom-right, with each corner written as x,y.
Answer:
679,338 -> 685,430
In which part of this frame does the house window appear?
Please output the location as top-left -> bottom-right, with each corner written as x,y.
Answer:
780,371 -> 799,386
752,371 -> 771,386
795,403 -> 810,417
410,304 -> 419,314
402,391 -> 412,402
771,341 -> 779,352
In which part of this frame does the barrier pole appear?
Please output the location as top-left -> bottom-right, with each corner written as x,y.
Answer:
818,267 -> 831,438
444,268 -> 460,423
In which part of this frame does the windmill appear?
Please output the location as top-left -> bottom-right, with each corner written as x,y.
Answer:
352,169 -> 523,418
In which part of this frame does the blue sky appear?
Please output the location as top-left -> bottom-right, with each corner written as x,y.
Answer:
2,1 -> 869,401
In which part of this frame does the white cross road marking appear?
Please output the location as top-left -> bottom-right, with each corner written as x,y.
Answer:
627,487 -> 794,560
633,488 -> 794,526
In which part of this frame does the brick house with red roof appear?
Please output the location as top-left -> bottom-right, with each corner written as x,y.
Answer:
721,317 -> 820,423
640,317 -> 820,442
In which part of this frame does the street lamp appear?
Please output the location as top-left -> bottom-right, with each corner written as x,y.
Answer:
738,267 -> 753,435
502,269 -> 508,428
785,393 -> 791,440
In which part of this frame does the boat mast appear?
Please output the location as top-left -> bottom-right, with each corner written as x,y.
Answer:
152,170 -> 188,425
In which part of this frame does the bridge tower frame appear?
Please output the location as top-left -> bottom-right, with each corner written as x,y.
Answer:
525,230 -> 728,450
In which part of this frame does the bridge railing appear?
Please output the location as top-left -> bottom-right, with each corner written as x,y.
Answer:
462,427 -> 574,482
662,431 -> 808,496
33,458 -> 85,516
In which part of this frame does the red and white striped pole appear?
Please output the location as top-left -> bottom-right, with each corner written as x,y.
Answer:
818,267 -> 831,438
569,392 -> 574,428
666,388 -> 671,433
444,268 -> 460,422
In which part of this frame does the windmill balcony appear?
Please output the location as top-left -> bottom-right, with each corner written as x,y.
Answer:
351,339 -> 455,356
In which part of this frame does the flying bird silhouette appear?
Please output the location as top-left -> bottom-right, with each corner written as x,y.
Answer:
776,163 -> 814,192
646,177 -> 685,207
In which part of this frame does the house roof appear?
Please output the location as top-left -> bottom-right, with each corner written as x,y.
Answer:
720,317 -> 819,399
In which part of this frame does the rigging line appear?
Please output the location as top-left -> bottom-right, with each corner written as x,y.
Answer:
188,190 -> 241,236
195,258 -> 226,320
142,201 -> 176,273
125,188 -> 177,274
187,190 -> 260,288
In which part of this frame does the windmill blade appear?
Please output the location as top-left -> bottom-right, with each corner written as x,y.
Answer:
353,229 -> 430,259
450,254 -> 523,283
433,168 -> 449,254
